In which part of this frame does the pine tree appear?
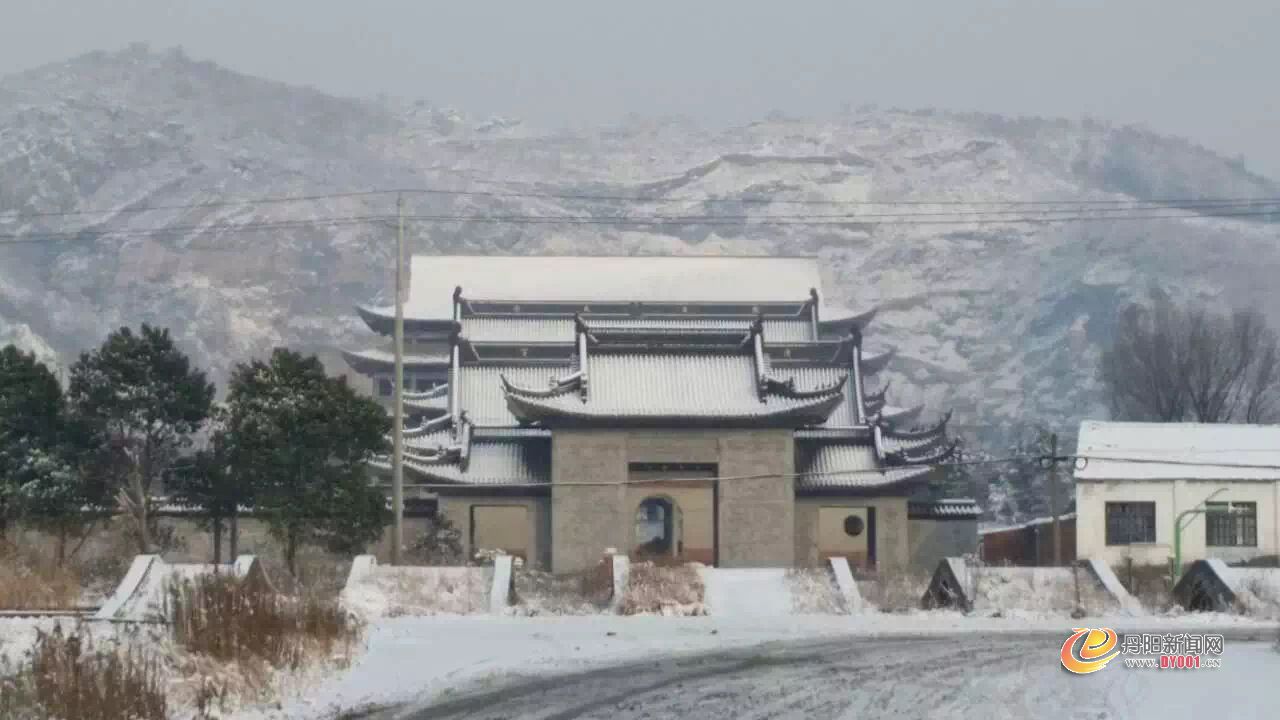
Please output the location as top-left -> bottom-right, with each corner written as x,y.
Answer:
67,325 -> 215,553
0,345 -> 108,560
222,349 -> 390,575
169,417 -> 248,564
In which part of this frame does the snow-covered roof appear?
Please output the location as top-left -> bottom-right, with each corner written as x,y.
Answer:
405,255 -> 825,318
980,512 -> 1076,535
1074,420 -> 1280,481
908,498 -> 982,519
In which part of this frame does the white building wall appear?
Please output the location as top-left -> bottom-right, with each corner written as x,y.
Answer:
1076,479 -> 1280,569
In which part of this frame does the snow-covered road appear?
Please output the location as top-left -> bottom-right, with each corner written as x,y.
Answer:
230,614 -> 1278,720
376,633 -> 1279,720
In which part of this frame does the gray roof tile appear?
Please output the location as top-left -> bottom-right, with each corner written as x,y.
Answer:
459,317 -> 813,344
796,442 -> 933,489
463,363 -> 574,425
405,255 -> 825,318
504,353 -> 843,424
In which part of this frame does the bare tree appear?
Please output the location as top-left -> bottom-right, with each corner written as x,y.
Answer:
1101,290 -> 1280,423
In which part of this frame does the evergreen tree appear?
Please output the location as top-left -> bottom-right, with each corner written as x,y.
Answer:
67,325 -> 215,553
223,349 -> 390,575
169,417 -> 248,564
0,345 -> 65,535
0,345 -> 108,561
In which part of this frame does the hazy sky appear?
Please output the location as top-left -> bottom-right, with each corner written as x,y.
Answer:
4,0 -> 1279,177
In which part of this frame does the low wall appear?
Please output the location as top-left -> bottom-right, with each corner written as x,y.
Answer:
94,554 -> 264,623
340,555 -> 515,618
922,558 -> 1124,614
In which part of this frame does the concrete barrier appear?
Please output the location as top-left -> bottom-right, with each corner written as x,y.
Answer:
828,557 -> 863,613
1081,558 -> 1142,612
610,554 -> 631,613
1171,559 -> 1280,614
490,555 -> 514,614
346,555 -> 378,589
922,557 -> 972,611
95,555 -> 261,623
921,558 -> 1123,614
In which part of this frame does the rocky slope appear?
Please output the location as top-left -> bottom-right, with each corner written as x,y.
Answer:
3,45 -> 1279,446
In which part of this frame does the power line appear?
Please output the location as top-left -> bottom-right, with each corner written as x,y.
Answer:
383,453 -> 1036,490
391,208 -> 1280,225
3,205 -> 1277,246
4,186 -> 1280,223
0,190 -> 391,220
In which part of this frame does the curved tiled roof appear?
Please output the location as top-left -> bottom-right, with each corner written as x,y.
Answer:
795,442 -> 933,490
503,353 -> 846,426
341,347 -> 451,373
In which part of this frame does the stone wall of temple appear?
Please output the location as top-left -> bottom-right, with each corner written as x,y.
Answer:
794,496 -> 910,571
436,494 -> 552,569
549,429 -> 794,574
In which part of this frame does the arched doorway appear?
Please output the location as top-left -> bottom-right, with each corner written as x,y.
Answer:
634,496 -> 682,559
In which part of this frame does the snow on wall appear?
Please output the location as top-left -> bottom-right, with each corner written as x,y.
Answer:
1231,568 -> 1280,619
965,565 -> 1118,615
701,568 -> 813,617
341,565 -> 494,618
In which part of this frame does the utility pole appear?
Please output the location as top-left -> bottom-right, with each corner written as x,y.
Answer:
391,193 -> 405,565
1048,432 -> 1061,566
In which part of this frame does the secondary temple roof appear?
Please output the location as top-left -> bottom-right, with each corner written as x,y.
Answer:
350,255 -> 953,492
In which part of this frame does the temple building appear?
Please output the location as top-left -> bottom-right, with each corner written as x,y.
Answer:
344,255 -> 955,574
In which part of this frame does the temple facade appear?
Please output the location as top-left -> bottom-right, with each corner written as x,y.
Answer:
344,255 -> 954,574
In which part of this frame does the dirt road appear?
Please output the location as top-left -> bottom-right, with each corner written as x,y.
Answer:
373,632 -> 1277,720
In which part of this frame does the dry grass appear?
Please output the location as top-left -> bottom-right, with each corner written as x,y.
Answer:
619,561 -> 706,615
862,567 -> 929,612
511,558 -> 613,615
168,573 -> 361,672
0,623 -> 167,720
786,568 -> 844,614
0,547 -> 83,610
1115,561 -> 1174,611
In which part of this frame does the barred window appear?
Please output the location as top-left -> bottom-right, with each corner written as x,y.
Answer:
1106,502 -> 1156,545
1206,502 -> 1257,547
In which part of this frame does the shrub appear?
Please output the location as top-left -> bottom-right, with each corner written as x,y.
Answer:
0,623 -> 166,720
406,514 -> 465,565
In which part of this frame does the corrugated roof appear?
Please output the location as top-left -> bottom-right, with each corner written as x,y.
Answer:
458,317 -> 814,344
795,442 -> 932,489
909,498 -> 982,519
404,429 -> 456,451
403,440 -> 550,486
1075,421 -> 1280,481
461,317 -> 575,343
786,366 -> 857,426
505,353 -> 842,423
462,363 -> 574,425
406,255 -> 824,318
342,347 -> 451,371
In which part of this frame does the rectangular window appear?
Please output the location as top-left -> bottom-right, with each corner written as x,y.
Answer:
377,378 -> 393,397
1105,502 -> 1156,545
1206,502 -> 1257,547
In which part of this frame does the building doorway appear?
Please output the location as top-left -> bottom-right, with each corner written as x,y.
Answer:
634,496 -> 682,559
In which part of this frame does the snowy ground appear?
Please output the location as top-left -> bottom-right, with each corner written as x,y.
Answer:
374,633 -> 1280,720
229,612 -> 1280,720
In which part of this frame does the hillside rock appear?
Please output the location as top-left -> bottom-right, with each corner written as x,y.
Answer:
2,47 -> 1278,446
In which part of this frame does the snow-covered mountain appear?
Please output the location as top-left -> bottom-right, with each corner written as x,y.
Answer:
3,45 -> 1279,446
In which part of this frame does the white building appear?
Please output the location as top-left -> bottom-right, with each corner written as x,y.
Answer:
1074,421 -> 1280,569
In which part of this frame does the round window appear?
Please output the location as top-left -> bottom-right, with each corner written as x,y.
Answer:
843,515 -> 865,537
